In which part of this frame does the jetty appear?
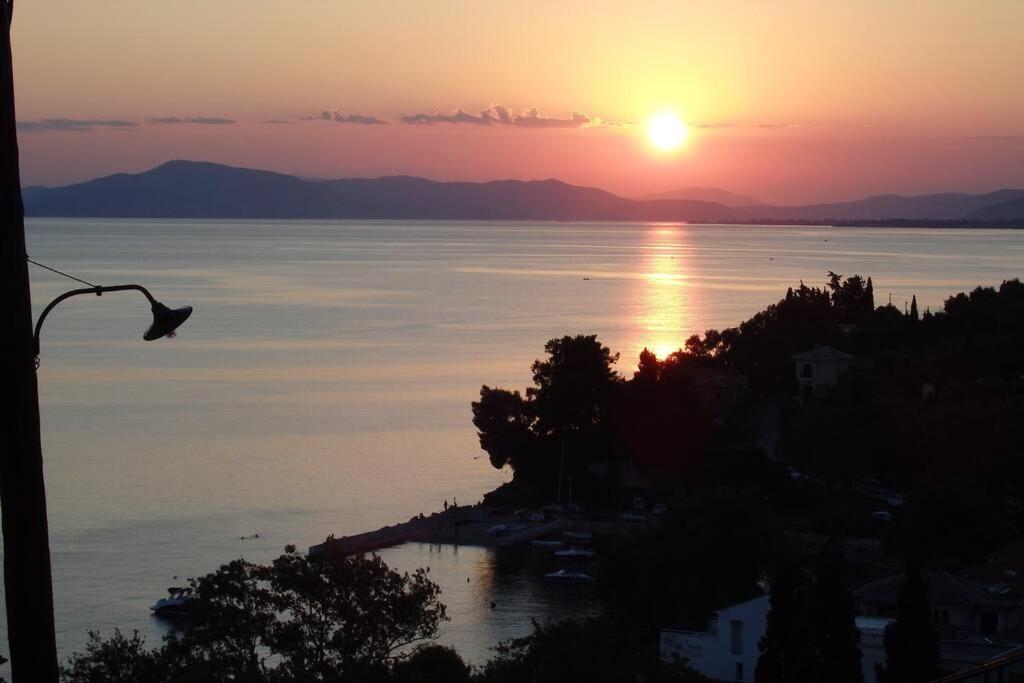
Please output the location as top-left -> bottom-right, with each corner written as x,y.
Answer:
308,505 -> 585,560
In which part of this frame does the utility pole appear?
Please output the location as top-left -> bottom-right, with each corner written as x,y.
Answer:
0,1 -> 61,679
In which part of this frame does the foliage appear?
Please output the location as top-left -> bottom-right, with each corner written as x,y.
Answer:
756,549 -> 862,683
392,645 -> 470,683
876,567 -> 940,683
756,556 -> 810,683
599,486 -> 780,634
61,630 -> 167,683
527,334 -> 620,439
64,549 -> 447,682
471,386 -> 539,472
806,550 -> 863,683
474,618 -> 709,683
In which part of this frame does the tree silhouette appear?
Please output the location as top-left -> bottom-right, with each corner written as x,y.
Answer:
756,557 -> 809,683
527,334 -> 619,439
807,549 -> 863,683
876,566 -> 940,683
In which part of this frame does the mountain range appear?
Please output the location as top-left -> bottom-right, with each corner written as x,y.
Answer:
22,161 -> 1024,224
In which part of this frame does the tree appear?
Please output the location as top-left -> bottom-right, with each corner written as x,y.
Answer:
471,386 -> 538,472
474,618 -> 710,683
756,556 -> 810,683
527,335 -> 619,439
391,645 -> 470,683
807,550 -> 862,683
260,551 -> 447,681
70,548 -> 449,682
876,567 -> 940,683
61,630 -> 166,683
910,295 -> 919,321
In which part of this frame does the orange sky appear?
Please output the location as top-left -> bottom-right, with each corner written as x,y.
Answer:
13,1 -> 1024,202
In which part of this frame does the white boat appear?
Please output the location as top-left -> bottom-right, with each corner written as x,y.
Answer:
555,546 -> 597,560
620,512 -> 647,523
531,540 -> 565,548
544,569 -> 593,583
561,531 -> 592,541
150,587 -> 194,617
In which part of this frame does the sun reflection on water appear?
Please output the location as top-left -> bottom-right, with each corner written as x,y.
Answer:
630,225 -> 699,363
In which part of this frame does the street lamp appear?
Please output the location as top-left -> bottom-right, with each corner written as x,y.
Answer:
33,283 -> 193,362
4,261 -> 192,680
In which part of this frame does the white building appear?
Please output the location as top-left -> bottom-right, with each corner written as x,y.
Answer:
793,345 -> 855,400
662,597 -> 1021,683
660,595 -> 769,683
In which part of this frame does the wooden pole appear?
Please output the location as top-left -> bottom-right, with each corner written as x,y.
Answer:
0,1 -> 61,678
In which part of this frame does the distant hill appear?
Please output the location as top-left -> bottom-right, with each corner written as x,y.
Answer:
23,162 -> 1024,224
744,189 -> 1024,222
639,187 -> 762,207
965,197 -> 1024,221
23,161 -> 743,223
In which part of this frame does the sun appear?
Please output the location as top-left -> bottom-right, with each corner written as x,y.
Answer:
647,113 -> 688,151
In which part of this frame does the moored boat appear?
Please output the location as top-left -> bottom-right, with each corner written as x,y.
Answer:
150,587 -> 195,617
544,569 -> 593,583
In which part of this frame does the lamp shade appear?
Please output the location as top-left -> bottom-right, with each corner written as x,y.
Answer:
144,301 -> 193,341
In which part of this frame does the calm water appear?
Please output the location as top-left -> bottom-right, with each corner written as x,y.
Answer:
3,219 -> 1023,668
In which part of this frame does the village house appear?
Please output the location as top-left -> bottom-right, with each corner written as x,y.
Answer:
793,345 -> 855,400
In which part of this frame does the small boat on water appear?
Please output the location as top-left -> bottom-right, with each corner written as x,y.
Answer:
561,531 -> 592,541
531,540 -> 565,548
555,546 -> 597,560
150,587 -> 195,618
544,569 -> 593,583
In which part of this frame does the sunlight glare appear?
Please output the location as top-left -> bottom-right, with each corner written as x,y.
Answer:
647,113 -> 688,152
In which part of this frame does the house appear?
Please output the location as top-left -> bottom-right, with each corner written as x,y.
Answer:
857,616 -> 1024,682
856,571 -> 1024,640
793,346 -> 855,400
660,595 -> 769,683
660,574 -> 1024,683
690,367 -> 750,425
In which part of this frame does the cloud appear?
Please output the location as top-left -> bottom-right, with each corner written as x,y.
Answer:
308,110 -> 389,125
262,119 -> 293,125
17,118 -> 138,132
150,116 -> 236,125
401,105 -> 615,128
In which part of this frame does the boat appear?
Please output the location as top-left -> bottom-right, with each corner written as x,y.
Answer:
620,512 -> 647,523
544,569 -> 593,583
531,539 -> 565,548
555,546 -> 597,560
150,586 -> 195,617
561,531 -> 592,541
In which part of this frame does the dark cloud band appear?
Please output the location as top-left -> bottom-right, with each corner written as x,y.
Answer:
150,117 -> 236,125
17,118 -> 138,132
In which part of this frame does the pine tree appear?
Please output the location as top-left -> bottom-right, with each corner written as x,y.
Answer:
910,295 -> 919,321
807,549 -> 863,682
876,567 -> 940,683
756,558 -> 810,683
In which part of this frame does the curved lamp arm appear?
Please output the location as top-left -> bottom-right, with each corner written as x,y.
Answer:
33,284 -> 192,360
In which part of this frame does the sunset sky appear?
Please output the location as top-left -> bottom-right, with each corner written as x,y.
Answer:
13,1 -> 1024,203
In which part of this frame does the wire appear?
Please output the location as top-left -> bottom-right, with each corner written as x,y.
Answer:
26,256 -> 98,288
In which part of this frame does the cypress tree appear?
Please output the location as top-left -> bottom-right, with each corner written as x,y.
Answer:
910,295 -> 919,321
756,557 -> 809,683
876,566 -> 940,683
807,549 -> 863,682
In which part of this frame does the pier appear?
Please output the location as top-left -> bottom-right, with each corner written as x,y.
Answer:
308,504 -> 653,560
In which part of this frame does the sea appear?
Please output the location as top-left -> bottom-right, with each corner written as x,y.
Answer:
3,219 -> 1023,670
